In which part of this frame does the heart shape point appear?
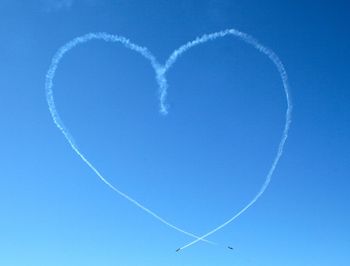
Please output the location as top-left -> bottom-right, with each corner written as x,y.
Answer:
45,29 -> 292,251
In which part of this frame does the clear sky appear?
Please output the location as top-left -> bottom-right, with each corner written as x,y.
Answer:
0,1 -> 349,265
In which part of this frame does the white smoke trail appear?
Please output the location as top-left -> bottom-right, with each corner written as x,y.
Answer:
45,32 -> 213,244
166,29 -> 293,251
45,29 -> 292,251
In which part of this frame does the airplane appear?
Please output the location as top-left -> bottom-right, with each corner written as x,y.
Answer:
228,246 -> 234,250
176,248 -> 181,252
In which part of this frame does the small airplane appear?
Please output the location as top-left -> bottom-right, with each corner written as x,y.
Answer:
176,248 -> 181,252
227,246 -> 234,250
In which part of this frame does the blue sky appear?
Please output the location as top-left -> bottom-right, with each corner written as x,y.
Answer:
0,1 -> 349,265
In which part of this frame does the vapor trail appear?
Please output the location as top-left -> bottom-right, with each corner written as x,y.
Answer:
45,32 -> 213,244
45,29 -> 292,251
167,29 -> 293,251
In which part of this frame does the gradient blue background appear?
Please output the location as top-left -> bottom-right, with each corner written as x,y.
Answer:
1,1 -> 349,265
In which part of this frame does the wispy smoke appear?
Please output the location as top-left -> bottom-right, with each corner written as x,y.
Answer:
168,29 -> 292,251
45,33 -> 213,245
45,29 -> 292,251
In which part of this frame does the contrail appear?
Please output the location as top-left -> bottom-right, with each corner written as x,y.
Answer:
45,29 -> 292,251
45,32 -> 214,245
168,29 -> 293,251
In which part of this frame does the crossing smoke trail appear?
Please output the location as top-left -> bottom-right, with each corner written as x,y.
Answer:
170,29 -> 293,251
45,29 -> 292,251
45,33 -> 213,245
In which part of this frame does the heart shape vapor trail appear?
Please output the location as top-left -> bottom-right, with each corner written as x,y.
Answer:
45,29 -> 292,251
